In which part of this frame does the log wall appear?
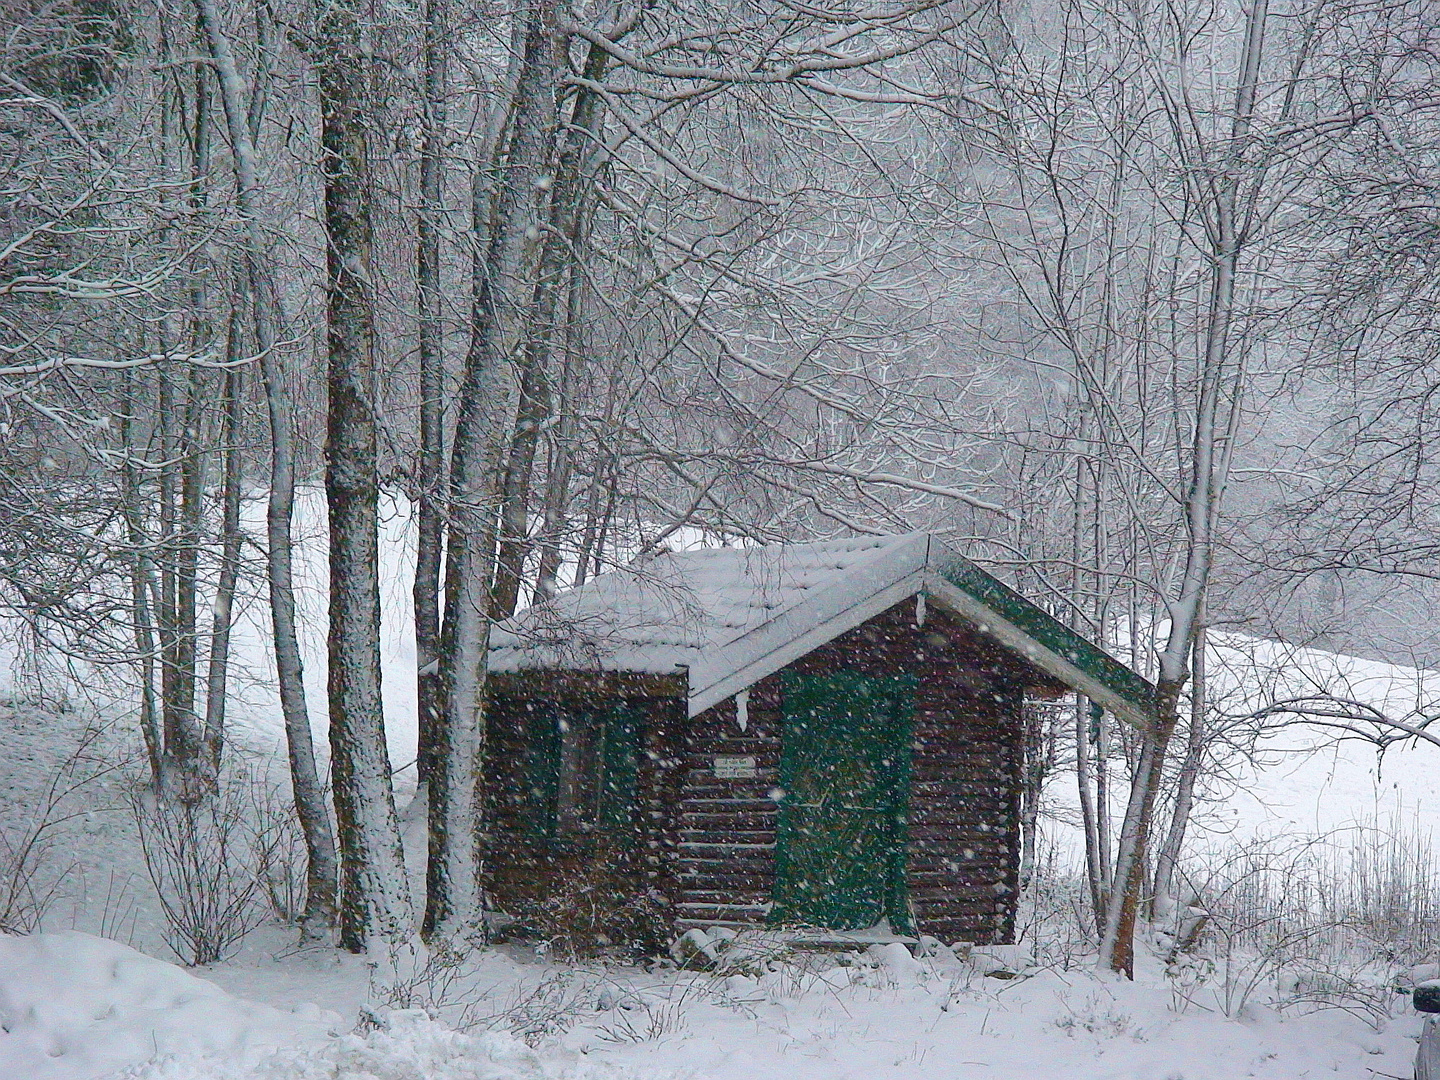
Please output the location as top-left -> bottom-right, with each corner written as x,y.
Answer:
673,599 -> 1044,944
481,673 -> 687,937
484,601 -> 1058,947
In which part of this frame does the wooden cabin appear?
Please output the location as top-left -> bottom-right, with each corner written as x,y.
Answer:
482,534 -> 1154,947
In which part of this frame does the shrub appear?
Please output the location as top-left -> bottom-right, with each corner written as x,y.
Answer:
0,716 -> 117,933
1164,823 -> 1433,1022
504,854 -> 669,958
131,778 -> 267,965
247,777 -> 307,924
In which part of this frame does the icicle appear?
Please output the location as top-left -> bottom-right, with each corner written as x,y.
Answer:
736,689 -> 750,732
915,592 -> 927,627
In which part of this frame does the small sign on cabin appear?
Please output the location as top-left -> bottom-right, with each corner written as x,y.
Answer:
713,755 -> 757,779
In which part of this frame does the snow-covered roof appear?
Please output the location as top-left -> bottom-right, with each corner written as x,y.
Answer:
488,534 -> 1156,726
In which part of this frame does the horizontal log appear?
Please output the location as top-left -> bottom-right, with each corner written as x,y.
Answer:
680,788 -> 781,804
911,829 -> 1016,845
674,866 -> 775,885
675,918 -> 768,933
677,839 -> 777,853
919,925 -> 1004,945
910,891 -> 1011,909
680,739 -> 781,753
675,883 -> 776,900
674,867 -> 775,886
676,903 -> 770,917
489,671 -> 687,700
678,839 -> 777,852
676,811 -> 777,830
906,875 -> 1007,892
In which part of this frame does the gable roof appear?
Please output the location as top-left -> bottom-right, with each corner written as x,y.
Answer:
487,533 -> 1156,727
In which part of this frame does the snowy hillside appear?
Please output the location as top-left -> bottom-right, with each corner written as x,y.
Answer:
7,491 -> 1440,853
1160,632 -> 1440,843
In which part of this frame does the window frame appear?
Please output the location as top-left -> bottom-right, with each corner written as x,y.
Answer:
520,699 -> 642,845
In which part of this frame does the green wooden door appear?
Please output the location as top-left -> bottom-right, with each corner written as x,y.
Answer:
773,670 -> 917,931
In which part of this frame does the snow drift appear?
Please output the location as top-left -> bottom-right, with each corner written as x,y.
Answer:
0,931 -> 336,1079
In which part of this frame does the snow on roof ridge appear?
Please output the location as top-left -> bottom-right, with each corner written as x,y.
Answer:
487,533 -> 924,682
488,532 -> 1156,726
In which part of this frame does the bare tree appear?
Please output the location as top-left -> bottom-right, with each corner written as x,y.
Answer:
426,0 -> 561,942
316,0 -> 412,950
955,0 -> 1401,974
193,0 -> 339,937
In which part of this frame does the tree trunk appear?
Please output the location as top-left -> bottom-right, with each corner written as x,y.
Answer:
572,461 -> 606,589
195,0 -> 339,937
1096,0 -> 1266,978
1017,700 -> 1054,891
201,297 -> 245,782
489,357 -> 547,620
1076,697 -> 1106,935
530,409 -> 574,602
172,361 -> 205,793
530,261 -> 587,603
159,57 -> 213,800
121,367 -> 163,788
1153,616 -> 1207,911
413,0 -> 448,787
318,0 -> 413,951
1098,680 -> 1181,978
490,47 -> 606,620
1095,701 -> 1113,888
155,367 -> 191,794
425,0 -> 558,941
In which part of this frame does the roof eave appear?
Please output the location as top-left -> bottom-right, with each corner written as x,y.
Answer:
921,574 -> 1156,729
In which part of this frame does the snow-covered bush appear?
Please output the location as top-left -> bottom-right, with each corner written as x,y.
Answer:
485,969 -> 603,1046
503,855 -> 669,958
1052,993 -> 1140,1040
1013,816 -> 1433,1027
0,711 -> 119,933
1014,835 -> 1098,971
366,938 -> 494,1031
1164,824 -> 1437,1022
246,777 -> 307,924
130,778 -> 267,965
594,981 -> 696,1043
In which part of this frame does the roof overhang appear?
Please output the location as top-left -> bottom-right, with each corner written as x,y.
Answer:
690,536 -> 1156,727
921,576 -> 1154,729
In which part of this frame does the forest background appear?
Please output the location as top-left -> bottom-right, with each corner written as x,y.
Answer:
4,0 -> 1440,977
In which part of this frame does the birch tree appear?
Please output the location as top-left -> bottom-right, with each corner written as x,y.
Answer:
195,0 -> 339,936
425,0 -> 560,942
317,0 -> 412,950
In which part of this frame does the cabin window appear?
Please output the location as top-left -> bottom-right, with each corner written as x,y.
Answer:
521,702 -> 641,842
557,712 -> 603,832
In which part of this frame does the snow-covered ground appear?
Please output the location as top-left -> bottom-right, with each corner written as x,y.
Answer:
0,689 -> 1434,1079
0,924 -> 1420,1080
